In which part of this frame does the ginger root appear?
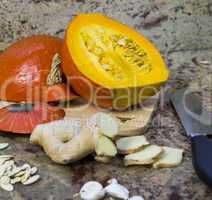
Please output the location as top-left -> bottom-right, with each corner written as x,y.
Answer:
30,120 -> 95,164
30,113 -> 118,164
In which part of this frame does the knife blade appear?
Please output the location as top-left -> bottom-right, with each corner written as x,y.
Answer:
171,87 -> 212,137
171,87 -> 212,187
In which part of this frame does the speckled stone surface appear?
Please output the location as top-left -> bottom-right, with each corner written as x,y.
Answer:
0,0 -> 212,199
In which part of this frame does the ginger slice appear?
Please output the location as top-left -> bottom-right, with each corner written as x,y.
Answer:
94,156 -> 112,163
95,112 -> 119,139
95,136 -> 117,157
124,145 -> 163,166
116,136 -> 149,154
153,147 -> 184,169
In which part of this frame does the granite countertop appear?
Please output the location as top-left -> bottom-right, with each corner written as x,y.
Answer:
0,0 -> 212,199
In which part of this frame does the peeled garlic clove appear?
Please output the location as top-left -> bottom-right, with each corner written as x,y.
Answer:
104,183 -> 129,200
129,196 -> 145,200
80,181 -> 105,200
107,178 -> 118,185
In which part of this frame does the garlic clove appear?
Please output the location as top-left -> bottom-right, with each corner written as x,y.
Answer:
80,181 -> 105,200
129,196 -> 145,200
107,178 -> 118,185
104,183 -> 129,200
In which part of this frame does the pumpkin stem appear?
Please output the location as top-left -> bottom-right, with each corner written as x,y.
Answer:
47,53 -> 63,86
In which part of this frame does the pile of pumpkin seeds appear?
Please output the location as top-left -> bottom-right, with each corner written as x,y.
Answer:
0,143 -> 40,191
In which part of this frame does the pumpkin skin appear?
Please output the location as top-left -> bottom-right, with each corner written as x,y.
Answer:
62,14 -> 169,109
0,35 -> 78,103
0,103 -> 65,134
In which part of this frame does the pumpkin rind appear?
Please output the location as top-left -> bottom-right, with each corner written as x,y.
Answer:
62,14 -> 169,109
0,103 -> 65,134
0,35 -> 78,103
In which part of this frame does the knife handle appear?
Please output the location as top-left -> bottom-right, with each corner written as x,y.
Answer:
191,135 -> 212,187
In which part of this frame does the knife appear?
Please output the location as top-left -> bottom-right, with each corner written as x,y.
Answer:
171,87 -> 212,187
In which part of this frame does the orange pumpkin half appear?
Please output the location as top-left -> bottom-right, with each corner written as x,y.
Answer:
0,35 -> 78,103
62,13 -> 169,110
0,103 -> 65,134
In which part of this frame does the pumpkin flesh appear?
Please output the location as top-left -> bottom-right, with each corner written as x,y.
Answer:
62,14 -> 169,109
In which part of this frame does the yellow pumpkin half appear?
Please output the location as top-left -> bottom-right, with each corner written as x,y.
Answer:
62,13 -> 169,109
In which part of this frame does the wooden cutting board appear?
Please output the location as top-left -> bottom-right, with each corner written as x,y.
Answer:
0,93 -> 159,136
64,93 -> 159,136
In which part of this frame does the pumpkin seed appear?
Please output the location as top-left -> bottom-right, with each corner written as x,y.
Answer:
0,143 -> 40,191
81,26 -> 152,81
198,60 -> 211,65
30,167 -> 38,175
0,143 -> 9,150
0,183 -> 14,191
0,155 -> 14,159
20,169 -> 31,183
21,164 -> 31,170
0,176 -> 10,184
0,166 -> 6,178
11,177 -> 21,185
14,170 -> 25,177
8,166 -> 27,177
22,175 -> 40,185
117,38 -> 126,46
0,157 -> 11,165
4,160 -> 15,168
4,166 -> 14,176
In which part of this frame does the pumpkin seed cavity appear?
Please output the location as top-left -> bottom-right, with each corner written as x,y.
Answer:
80,25 -> 152,82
